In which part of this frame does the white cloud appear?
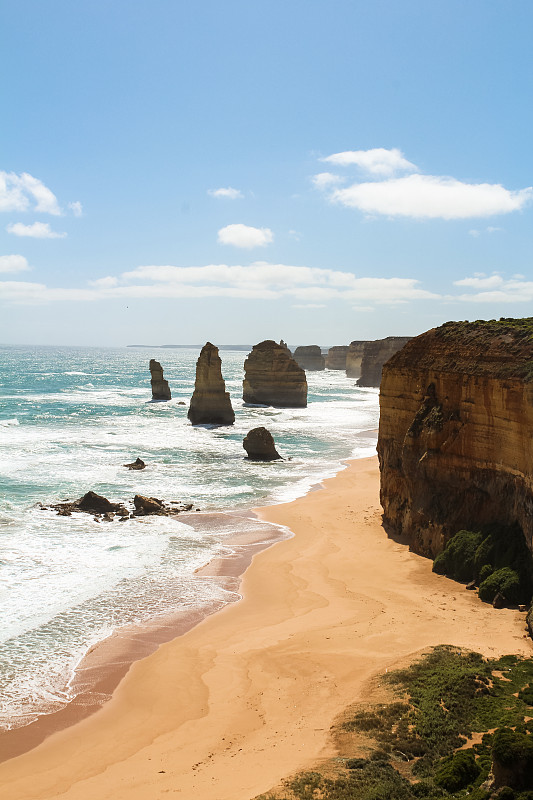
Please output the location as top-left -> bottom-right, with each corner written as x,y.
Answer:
292,303 -> 326,308
468,229 -> 481,237
69,201 -> 83,217
217,223 -> 273,248
6,222 -> 67,239
454,274 -> 533,302
469,225 -> 502,237
0,255 -> 30,274
331,174 -> 533,220
0,172 -> 61,215
0,261 -> 440,306
208,187 -> 244,199
322,148 -> 417,175
311,172 -> 344,189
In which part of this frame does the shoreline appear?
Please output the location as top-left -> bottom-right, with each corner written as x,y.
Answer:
0,455 -> 530,800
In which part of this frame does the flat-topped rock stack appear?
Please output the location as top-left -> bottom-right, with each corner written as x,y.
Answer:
188,342 -> 235,425
293,345 -> 325,371
345,340 -> 368,379
149,359 -> 171,401
357,336 -> 412,387
325,346 -> 348,370
243,340 -> 307,407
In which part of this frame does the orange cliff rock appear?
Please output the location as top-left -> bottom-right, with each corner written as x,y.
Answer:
357,336 -> 412,387
188,342 -> 235,425
377,319 -> 533,557
243,340 -> 307,407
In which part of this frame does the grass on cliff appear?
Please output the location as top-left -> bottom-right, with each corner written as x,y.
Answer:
255,646 -> 533,800
432,524 -> 533,606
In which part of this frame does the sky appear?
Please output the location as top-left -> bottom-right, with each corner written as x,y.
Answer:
1,0 -> 532,347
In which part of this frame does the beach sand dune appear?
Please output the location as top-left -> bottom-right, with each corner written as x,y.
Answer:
0,456 -> 530,800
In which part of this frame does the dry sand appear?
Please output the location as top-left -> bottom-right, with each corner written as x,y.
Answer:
0,456 -> 530,800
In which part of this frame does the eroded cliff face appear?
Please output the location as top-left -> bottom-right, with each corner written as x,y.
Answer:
293,345 -> 325,371
358,337 -> 412,388
346,341 -> 368,379
325,346 -> 348,370
243,340 -> 307,407
378,320 -> 533,557
188,342 -> 235,425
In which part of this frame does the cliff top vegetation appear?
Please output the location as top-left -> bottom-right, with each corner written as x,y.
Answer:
386,318 -> 533,381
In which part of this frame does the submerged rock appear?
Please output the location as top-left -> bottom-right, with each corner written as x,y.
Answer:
124,457 -> 146,470
188,342 -> 235,425
243,340 -> 307,407
243,427 -> 282,461
149,359 -> 171,401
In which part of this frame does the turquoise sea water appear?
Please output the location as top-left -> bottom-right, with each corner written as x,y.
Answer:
0,345 -> 379,730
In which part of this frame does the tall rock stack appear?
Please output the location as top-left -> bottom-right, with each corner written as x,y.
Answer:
357,336 -> 412,387
243,340 -> 307,407
346,341 -> 368,379
325,346 -> 349,370
188,342 -> 235,425
149,359 -> 171,401
293,345 -> 325,371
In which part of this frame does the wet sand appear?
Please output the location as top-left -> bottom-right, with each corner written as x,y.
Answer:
0,456 -> 530,800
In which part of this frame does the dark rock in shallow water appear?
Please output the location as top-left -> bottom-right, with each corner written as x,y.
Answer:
124,457 -> 146,470
50,491 -> 128,518
243,427 -> 282,461
133,495 -> 165,515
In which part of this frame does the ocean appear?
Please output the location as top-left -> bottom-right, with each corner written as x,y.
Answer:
0,345 -> 379,731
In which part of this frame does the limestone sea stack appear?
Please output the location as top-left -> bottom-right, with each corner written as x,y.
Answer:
325,346 -> 348,370
243,427 -> 281,460
345,340 -> 368,379
357,336 -> 412,387
243,340 -> 307,407
188,342 -> 235,425
377,318 -> 533,557
293,345 -> 325,371
149,359 -> 171,401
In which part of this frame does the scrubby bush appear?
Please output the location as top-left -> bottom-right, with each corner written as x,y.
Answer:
492,727 -> 533,769
478,567 -> 520,604
434,749 -> 480,791
518,685 -> 533,706
479,563 -> 493,583
432,530 -> 484,581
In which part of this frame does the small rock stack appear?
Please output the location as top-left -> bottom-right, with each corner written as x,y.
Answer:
149,359 -> 171,401
188,342 -> 235,425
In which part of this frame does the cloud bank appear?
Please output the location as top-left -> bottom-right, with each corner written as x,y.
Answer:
0,172 -> 62,215
0,255 -> 30,273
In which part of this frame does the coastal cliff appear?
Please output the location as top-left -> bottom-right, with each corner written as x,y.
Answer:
188,342 -> 235,425
243,340 -> 307,407
325,346 -> 348,370
378,319 -> 533,558
293,345 -> 325,371
358,336 -> 412,387
345,340 -> 367,379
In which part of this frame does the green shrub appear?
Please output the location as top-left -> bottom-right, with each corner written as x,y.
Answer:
518,685 -> 533,706
492,727 -> 533,770
497,788 -> 516,800
479,563 -> 493,582
434,749 -> 480,791
479,567 -> 520,604
433,530 -> 484,581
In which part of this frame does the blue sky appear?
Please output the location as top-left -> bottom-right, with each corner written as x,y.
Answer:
1,0 -> 532,346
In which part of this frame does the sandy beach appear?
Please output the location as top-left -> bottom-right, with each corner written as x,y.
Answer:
0,455 -> 530,800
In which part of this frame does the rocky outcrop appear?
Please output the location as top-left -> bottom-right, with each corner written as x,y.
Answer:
325,346 -> 348,370
293,345 -> 325,371
357,336 -> 412,387
149,359 -> 171,401
378,319 -> 533,558
346,341 -> 368,379
243,340 -> 307,407
49,491 -> 129,518
188,342 -> 235,425
243,427 -> 281,460
124,457 -> 146,470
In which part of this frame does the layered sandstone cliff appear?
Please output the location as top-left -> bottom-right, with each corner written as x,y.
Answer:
243,340 -> 307,407
325,346 -> 348,370
293,345 -> 325,371
357,336 -> 412,387
378,319 -> 533,557
188,342 -> 235,425
345,340 -> 368,379
149,359 -> 171,401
